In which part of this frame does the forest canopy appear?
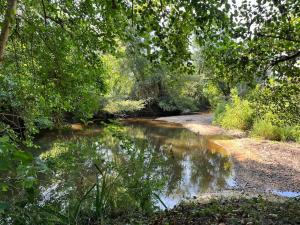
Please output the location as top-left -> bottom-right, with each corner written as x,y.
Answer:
1,0 -> 298,137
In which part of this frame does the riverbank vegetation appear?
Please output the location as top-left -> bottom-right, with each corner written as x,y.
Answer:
1,0 -> 299,224
213,89 -> 300,142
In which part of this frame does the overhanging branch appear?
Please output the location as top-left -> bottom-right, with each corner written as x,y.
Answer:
271,50 -> 300,66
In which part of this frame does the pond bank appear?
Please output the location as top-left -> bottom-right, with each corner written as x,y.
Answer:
149,196 -> 300,225
109,194 -> 300,224
156,113 -> 300,196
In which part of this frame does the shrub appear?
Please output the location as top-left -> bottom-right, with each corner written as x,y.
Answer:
214,89 -> 254,130
158,96 -> 198,113
203,82 -> 224,108
278,125 -> 300,142
103,99 -> 145,114
251,115 -> 281,141
250,82 -> 300,126
251,113 -> 300,142
212,101 -> 227,125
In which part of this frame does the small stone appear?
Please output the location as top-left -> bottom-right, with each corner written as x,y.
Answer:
246,222 -> 253,225
269,213 -> 278,218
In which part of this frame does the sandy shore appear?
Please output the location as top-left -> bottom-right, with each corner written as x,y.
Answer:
156,113 -> 300,195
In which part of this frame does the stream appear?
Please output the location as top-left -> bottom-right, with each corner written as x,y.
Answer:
35,118 -> 237,209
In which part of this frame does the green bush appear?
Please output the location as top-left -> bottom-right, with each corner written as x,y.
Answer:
251,114 -> 281,141
212,101 -> 227,125
278,125 -> 300,142
203,82 -> 224,108
251,113 -> 300,142
214,89 -> 253,130
250,82 -> 300,126
103,99 -> 145,114
158,96 -> 198,113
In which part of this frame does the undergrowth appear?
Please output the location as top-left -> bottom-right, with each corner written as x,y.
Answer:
213,90 -> 300,142
213,89 -> 253,131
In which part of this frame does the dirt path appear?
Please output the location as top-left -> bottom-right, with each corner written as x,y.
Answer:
156,113 -> 300,195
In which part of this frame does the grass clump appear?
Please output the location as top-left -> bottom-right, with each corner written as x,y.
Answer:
277,125 -> 300,142
291,126 -> 300,142
213,101 -> 226,125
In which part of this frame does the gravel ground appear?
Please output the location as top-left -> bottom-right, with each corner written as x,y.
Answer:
156,113 -> 300,195
149,197 -> 300,225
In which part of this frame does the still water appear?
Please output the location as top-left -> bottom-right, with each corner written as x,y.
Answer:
36,118 -> 236,209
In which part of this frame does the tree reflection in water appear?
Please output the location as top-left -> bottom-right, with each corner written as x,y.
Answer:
38,119 -> 234,209
122,119 -> 234,207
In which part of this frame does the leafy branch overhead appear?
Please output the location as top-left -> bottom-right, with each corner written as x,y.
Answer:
0,0 -> 300,224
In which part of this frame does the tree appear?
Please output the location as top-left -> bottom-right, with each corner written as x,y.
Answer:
197,0 -> 300,123
0,0 -> 231,136
0,0 -> 17,62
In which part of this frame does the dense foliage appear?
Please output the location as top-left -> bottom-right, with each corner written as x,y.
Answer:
0,0 -> 298,134
202,0 -> 300,141
0,0 -> 299,223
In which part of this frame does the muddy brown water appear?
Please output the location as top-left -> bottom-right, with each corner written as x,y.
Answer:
35,118 -> 239,209
122,119 -> 237,208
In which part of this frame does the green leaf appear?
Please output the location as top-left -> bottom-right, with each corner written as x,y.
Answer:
0,202 -> 9,210
23,176 -> 36,189
0,160 -> 10,171
13,150 -> 34,163
0,183 -> 9,192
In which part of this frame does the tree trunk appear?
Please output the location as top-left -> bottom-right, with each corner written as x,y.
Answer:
0,0 -> 17,63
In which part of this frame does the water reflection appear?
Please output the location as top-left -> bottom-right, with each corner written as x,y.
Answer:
271,190 -> 300,198
122,119 -> 234,207
37,119 -> 234,209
